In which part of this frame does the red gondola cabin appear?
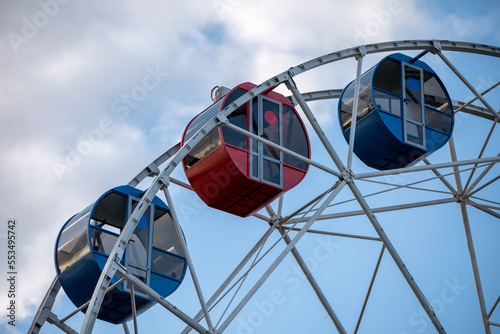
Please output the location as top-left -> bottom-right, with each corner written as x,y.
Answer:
182,82 -> 310,217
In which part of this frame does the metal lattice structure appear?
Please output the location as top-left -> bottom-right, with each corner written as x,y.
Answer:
29,40 -> 500,334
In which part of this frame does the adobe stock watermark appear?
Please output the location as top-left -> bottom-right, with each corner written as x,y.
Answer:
51,65 -> 168,181
178,192 -> 209,226
6,0 -> 72,54
399,277 -> 467,334
230,236 -> 340,334
339,0 -> 403,50
213,0 -> 244,19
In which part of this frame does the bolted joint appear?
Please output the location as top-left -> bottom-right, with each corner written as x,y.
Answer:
146,163 -> 160,177
454,192 -> 469,203
159,174 -> 170,186
341,170 -> 354,183
356,45 -> 367,59
216,113 -> 229,125
270,213 -> 283,228
430,40 -> 442,54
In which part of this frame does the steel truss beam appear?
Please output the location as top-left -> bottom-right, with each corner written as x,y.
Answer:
281,227 -> 382,242
28,277 -> 61,334
448,137 -> 491,333
286,75 -> 447,332
115,266 -> 209,334
218,181 -> 347,332
289,40 -> 500,77
286,197 -> 457,224
265,204 -> 347,333
181,225 -> 277,334
356,156 -> 500,179
31,39 -> 499,333
355,245 -> 385,334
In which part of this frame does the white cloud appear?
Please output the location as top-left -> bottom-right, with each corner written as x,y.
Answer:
0,0 -> 498,332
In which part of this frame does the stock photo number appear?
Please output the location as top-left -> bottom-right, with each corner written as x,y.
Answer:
6,219 -> 17,326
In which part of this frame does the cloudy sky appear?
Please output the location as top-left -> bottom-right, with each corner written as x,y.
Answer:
0,0 -> 499,333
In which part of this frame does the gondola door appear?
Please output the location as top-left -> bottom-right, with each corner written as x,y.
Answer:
403,63 -> 426,149
249,96 -> 283,188
123,197 -> 152,297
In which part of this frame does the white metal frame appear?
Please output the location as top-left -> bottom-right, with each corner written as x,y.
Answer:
402,61 -> 426,149
29,40 -> 500,334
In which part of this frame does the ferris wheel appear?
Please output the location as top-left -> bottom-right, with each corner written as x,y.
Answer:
29,40 -> 500,334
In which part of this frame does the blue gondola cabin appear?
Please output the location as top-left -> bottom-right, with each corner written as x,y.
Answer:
338,53 -> 454,170
182,82 -> 310,217
55,185 -> 187,324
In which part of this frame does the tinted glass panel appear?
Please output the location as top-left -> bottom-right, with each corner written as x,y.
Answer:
282,106 -> 308,170
406,122 -> 424,146
404,65 -> 423,122
339,68 -> 375,130
57,212 -> 91,273
374,89 -> 402,116
184,100 -> 223,142
263,160 -> 280,185
184,128 -> 221,168
91,192 -> 127,229
426,107 -> 453,133
153,208 -> 184,256
223,88 -> 246,108
91,227 -> 118,255
222,104 -> 247,149
251,155 -> 258,179
424,73 -> 451,113
127,204 -> 150,268
152,248 -> 186,279
251,98 -> 259,153
373,59 -> 401,95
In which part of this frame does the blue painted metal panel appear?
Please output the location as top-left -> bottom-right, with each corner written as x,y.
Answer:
54,185 -> 187,324
338,53 -> 454,170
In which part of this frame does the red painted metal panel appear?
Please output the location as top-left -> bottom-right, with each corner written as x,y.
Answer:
183,82 -> 310,217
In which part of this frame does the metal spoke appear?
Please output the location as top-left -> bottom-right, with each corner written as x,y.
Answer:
282,227 -> 382,242
218,181 -> 346,332
469,174 -> 500,197
463,122 -> 497,192
163,186 -> 214,331
449,136 -> 491,333
266,205 -> 347,333
437,50 -> 500,122
286,197 -> 457,224
347,53 -> 365,170
423,158 -> 457,194
354,245 -> 385,334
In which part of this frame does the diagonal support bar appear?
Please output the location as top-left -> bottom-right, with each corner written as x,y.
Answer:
356,156 -> 500,179
423,158 -> 457,194
347,180 -> 447,333
265,203 -> 346,333
28,276 -> 61,334
459,202 -> 492,333
355,245 -> 385,334
276,226 -> 347,334
285,78 -> 346,172
116,267 -> 209,334
218,181 -> 346,332
223,122 -> 341,178
163,186 -> 214,331
347,53 -> 365,170
437,51 -> 500,122
181,225 -> 276,334
448,136 -> 491,334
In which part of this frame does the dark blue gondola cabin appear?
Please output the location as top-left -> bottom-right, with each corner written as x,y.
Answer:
55,185 -> 187,324
182,82 -> 310,217
338,53 -> 454,170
